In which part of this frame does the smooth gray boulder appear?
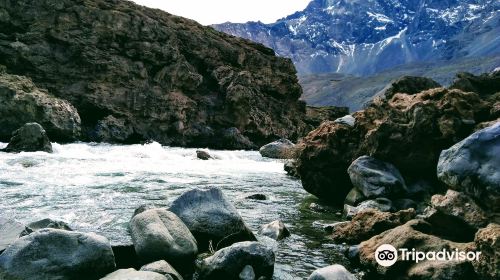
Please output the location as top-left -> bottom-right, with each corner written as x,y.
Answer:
196,150 -> 212,160
130,209 -> 198,267
0,229 -> 115,280
169,188 -> 256,250
344,198 -> 393,219
100,268 -> 170,280
2,123 -> 52,153
0,217 -> 25,253
140,260 -> 183,280
259,139 -> 296,159
198,241 -> 275,280
437,123 -> 500,212
259,220 -> 290,241
308,264 -> 357,280
20,218 -> 72,237
348,156 -> 407,199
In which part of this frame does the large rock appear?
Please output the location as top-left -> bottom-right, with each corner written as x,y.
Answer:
140,260 -> 183,280
450,71 -> 500,97
344,198 -> 393,219
20,218 -> 73,237
259,220 -> 290,241
0,218 -> 25,253
331,208 -> 415,244
359,220 -> 477,278
100,268 -> 170,280
0,69 -> 81,142
129,209 -> 198,267
379,76 -> 441,100
197,241 -> 275,280
0,229 -> 115,280
437,122 -> 500,212
2,123 -> 53,153
347,156 -> 407,199
0,0 -> 312,149
307,264 -> 357,280
169,188 -> 256,250
259,139 -> 296,159
431,190 -> 489,230
296,87 -> 494,205
473,223 -> 500,279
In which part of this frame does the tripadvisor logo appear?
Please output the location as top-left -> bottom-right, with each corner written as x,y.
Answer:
375,244 -> 481,267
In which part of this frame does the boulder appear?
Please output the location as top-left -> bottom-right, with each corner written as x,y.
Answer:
20,218 -> 72,236
259,220 -> 290,241
307,264 -> 356,280
348,156 -> 407,199
431,190 -> 489,230
331,208 -> 416,244
344,198 -> 393,219
473,223 -> 500,279
334,115 -> 356,127
437,123 -> 500,212
140,260 -> 183,280
2,123 -> 53,153
100,269 -> 170,280
379,76 -> 441,99
296,87 -> 493,205
196,150 -> 212,160
450,71 -> 500,97
0,70 -> 80,142
0,229 -> 115,280
239,265 -> 255,280
197,241 -> 274,280
129,209 -> 198,267
245,194 -> 267,201
0,217 -> 26,253
0,0 -> 312,148
259,139 -> 296,159
359,220 -> 477,278
169,188 -> 256,250
344,187 -> 367,206
421,207 -> 478,242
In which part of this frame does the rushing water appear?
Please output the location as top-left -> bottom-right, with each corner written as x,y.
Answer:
0,142 -> 348,279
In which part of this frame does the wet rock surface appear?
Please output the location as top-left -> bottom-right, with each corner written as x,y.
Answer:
259,139 -> 296,159
2,123 -> 53,153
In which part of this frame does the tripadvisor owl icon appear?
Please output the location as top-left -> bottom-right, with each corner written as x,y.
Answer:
375,244 -> 398,267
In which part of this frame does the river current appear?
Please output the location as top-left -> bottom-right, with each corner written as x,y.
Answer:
0,142 -> 347,279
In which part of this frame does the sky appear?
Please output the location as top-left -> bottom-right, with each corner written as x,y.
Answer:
131,0 -> 312,25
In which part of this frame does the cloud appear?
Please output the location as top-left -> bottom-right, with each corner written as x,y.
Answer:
131,0 -> 311,25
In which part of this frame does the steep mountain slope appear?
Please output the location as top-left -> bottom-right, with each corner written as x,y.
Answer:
214,0 -> 500,76
0,0 -> 312,148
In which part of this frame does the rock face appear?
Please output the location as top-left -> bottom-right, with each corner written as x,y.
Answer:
0,0 -> 311,149
169,188 -> 256,250
437,122 -> 500,212
0,228 -> 116,280
259,220 -> 290,241
101,269 -> 170,280
296,86 -> 495,204
379,76 -> 441,100
0,218 -> 25,253
359,220 -> 477,278
129,209 -> 198,267
347,156 -> 407,199
2,123 -> 53,153
0,69 -> 81,142
473,223 -> 500,279
197,241 -> 275,280
331,208 -> 415,244
307,264 -> 357,280
259,139 -> 296,159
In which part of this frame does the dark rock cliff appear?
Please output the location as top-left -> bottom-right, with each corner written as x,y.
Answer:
0,0 -> 311,149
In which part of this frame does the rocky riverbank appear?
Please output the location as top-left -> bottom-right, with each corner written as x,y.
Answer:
292,70 -> 499,279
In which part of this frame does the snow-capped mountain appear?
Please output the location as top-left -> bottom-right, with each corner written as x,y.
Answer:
213,0 -> 500,75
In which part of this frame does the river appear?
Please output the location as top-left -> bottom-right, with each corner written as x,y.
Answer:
0,142 -> 348,279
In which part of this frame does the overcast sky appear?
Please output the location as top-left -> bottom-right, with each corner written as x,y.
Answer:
131,0 -> 312,25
